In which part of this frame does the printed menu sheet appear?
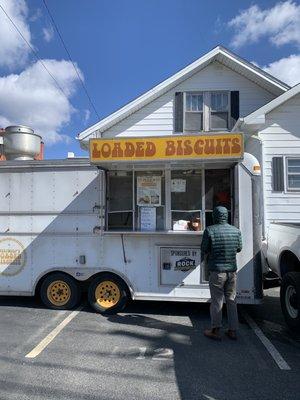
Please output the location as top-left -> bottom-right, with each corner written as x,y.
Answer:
137,176 -> 161,206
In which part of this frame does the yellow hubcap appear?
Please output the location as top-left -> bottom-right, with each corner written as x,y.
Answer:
47,280 -> 71,306
95,280 -> 121,309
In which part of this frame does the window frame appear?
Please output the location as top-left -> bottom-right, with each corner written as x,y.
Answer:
182,90 -> 231,133
105,166 -> 234,232
183,92 -> 204,133
106,171 -> 135,231
170,169 -> 203,230
209,91 -> 230,131
285,156 -> 300,192
106,169 -> 166,232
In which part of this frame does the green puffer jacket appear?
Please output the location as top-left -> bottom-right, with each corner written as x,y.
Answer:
201,206 -> 242,272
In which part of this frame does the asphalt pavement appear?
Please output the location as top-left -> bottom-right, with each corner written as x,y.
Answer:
0,288 -> 299,400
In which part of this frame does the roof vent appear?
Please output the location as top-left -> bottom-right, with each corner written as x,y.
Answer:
3,126 -> 42,160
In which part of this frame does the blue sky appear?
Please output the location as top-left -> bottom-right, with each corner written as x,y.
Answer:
0,0 -> 299,159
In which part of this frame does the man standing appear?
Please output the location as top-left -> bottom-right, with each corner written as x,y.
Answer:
201,206 -> 242,340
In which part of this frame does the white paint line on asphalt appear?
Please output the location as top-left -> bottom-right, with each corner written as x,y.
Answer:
25,306 -> 83,359
242,310 -> 291,371
26,310 -> 68,346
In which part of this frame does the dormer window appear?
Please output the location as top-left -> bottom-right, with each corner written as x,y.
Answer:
175,91 -> 239,133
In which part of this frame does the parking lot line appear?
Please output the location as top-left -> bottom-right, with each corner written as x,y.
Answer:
242,310 -> 291,370
25,306 -> 83,359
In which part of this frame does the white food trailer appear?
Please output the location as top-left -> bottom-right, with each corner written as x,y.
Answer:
0,126 -> 262,313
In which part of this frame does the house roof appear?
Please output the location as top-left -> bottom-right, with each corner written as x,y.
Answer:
234,83 -> 300,132
77,45 -> 290,146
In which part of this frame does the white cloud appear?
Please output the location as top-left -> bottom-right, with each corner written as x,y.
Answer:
0,59 -> 82,144
260,54 -> 300,86
83,109 -> 91,123
228,1 -> 300,48
29,7 -> 42,22
42,26 -> 54,43
0,0 -> 33,68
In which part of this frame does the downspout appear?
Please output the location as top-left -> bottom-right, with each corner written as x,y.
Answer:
235,117 -> 266,240
242,153 -> 263,300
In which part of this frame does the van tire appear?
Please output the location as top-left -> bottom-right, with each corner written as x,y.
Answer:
280,272 -> 300,332
40,273 -> 81,310
88,274 -> 128,314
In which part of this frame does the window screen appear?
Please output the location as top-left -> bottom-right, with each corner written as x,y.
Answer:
210,92 -> 229,130
287,158 -> 300,190
107,171 -> 134,230
171,170 -> 202,230
205,169 -> 231,226
135,171 -> 165,231
185,93 -> 203,132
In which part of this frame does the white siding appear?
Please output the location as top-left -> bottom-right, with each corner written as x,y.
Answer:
260,93 -> 300,229
103,61 -> 275,138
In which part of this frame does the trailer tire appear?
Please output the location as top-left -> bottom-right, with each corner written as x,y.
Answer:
40,273 -> 81,310
280,272 -> 300,332
88,274 -> 128,314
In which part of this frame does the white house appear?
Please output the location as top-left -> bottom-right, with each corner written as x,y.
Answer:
78,45 -> 299,238
234,83 -> 300,235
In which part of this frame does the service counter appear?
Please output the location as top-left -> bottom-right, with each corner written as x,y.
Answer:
103,230 -> 203,235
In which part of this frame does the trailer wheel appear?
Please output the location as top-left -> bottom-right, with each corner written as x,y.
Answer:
40,273 -> 81,310
88,274 -> 128,314
280,272 -> 300,332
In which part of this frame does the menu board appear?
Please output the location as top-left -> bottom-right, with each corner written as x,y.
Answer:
137,176 -> 161,206
140,207 -> 156,231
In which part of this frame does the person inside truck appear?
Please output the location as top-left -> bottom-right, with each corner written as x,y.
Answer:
201,206 -> 242,341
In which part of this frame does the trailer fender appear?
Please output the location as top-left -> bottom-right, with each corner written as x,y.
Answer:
87,269 -> 135,300
33,268 -> 78,296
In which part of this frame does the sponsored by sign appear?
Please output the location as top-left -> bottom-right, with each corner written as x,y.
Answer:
89,134 -> 243,163
161,247 -> 200,272
160,246 -> 202,286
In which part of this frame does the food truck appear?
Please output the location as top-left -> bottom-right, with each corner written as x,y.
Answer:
0,125 -> 262,313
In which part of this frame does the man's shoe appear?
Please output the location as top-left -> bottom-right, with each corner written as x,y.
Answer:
226,330 -> 237,340
204,328 -> 221,341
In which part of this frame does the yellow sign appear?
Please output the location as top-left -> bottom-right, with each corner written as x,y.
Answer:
90,133 -> 243,163
0,237 -> 26,276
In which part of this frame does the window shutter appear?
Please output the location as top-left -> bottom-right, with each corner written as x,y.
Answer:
230,91 -> 239,127
272,157 -> 284,191
174,92 -> 184,133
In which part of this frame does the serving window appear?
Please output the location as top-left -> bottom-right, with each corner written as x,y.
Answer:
171,170 -> 202,231
107,171 -> 134,231
106,167 -> 233,232
204,169 -> 232,226
135,171 -> 165,231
